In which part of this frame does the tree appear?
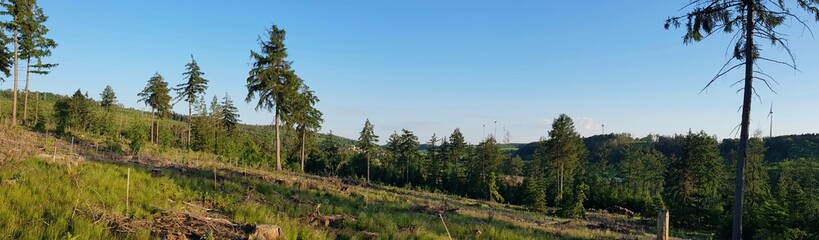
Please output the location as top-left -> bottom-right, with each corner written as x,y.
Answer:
470,137 -> 504,201
290,84 -> 322,172
442,128 -> 468,193
1,0 -> 32,124
246,24 -> 302,171
54,89 -> 93,133
173,55 -> 209,148
663,131 -> 725,229
220,93 -> 240,133
99,85 -> 117,111
541,114 -> 586,202
138,73 -> 171,143
665,1 -> 819,238
620,147 -> 665,199
20,2 -> 56,124
357,119 -> 378,183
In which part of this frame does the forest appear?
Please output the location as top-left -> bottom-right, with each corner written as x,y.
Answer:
1,0 -> 819,239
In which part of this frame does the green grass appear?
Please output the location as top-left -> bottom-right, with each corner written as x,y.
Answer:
0,154 -> 605,239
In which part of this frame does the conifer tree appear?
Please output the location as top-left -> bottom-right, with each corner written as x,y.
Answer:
246,24 -> 302,171
666,2 -> 819,237
357,119 -> 378,182
174,55 -> 209,148
138,73 -> 171,143
220,93 -> 240,134
290,84 -> 322,172
20,2 -> 55,123
541,114 -> 586,202
99,85 -> 117,111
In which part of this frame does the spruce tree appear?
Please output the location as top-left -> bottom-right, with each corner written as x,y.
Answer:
246,24 -> 302,171
173,55 -> 209,148
357,119 -> 378,183
666,2 -> 819,237
99,85 -> 117,111
290,84 -> 322,172
19,2 -> 56,124
138,73 -> 171,143
220,93 -> 240,134
542,114 -> 586,203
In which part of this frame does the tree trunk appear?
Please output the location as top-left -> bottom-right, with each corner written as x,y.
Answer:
301,130 -> 306,172
23,58 -> 30,124
188,102 -> 192,149
275,111 -> 281,171
11,29 -> 18,125
732,3 -> 754,240
151,109 -> 155,143
366,155 -> 372,183
34,92 -> 39,126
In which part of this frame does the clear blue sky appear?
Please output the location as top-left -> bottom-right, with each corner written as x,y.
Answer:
8,0 -> 819,143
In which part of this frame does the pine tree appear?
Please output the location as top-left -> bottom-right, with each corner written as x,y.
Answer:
138,73 -> 172,143
99,85 -> 117,111
290,84 -> 322,172
19,2 -> 56,124
663,131 -> 724,229
443,128 -> 467,193
246,24 -> 302,171
666,2 -> 819,237
173,55 -> 209,149
542,114 -> 586,203
357,119 -> 378,183
471,137 -> 504,201
220,93 -> 240,133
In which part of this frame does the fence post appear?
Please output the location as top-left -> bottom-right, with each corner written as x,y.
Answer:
657,208 -> 669,240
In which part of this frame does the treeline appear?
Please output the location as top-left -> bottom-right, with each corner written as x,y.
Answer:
304,115 -> 818,238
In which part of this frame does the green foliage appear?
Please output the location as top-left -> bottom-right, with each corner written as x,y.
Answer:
219,93 -> 240,133
99,85 -> 116,111
356,119 -> 378,181
127,124 -> 147,156
558,183 -> 588,218
137,72 -> 172,118
663,131 -> 725,230
246,24 -> 306,171
541,114 -> 587,203
53,89 -> 94,133
173,55 -> 209,107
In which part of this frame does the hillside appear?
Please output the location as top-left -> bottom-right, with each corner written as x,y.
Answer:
0,126 -> 667,239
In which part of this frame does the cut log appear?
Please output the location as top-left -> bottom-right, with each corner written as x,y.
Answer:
253,224 -> 284,240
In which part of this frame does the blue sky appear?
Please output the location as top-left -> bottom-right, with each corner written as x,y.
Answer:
8,1 -> 819,143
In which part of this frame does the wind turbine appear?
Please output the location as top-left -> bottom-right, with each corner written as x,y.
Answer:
767,102 -> 774,138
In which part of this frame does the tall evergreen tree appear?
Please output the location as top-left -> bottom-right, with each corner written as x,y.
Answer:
541,114 -> 586,202
138,73 -> 171,143
666,2 -> 819,237
99,85 -> 117,111
663,131 -> 725,229
173,55 -> 209,148
357,119 -> 378,183
290,84 -> 322,172
19,2 -> 55,124
246,24 -> 302,171
220,93 -> 240,134
1,0 -> 34,124
443,128 -> 467,192
470,137 -> 504,201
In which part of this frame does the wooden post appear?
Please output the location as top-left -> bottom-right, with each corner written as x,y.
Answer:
126,168 -> 131,215
439,213 -> 452,240
657,208 -> 669,240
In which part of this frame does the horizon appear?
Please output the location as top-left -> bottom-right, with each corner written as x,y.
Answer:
4,0 -> 818,143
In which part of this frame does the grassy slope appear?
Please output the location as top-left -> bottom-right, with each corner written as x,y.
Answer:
0,125 -> 663,239
0,91 -> 664,239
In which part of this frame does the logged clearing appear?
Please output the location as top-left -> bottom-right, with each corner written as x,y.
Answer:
0,126 -> 672,239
